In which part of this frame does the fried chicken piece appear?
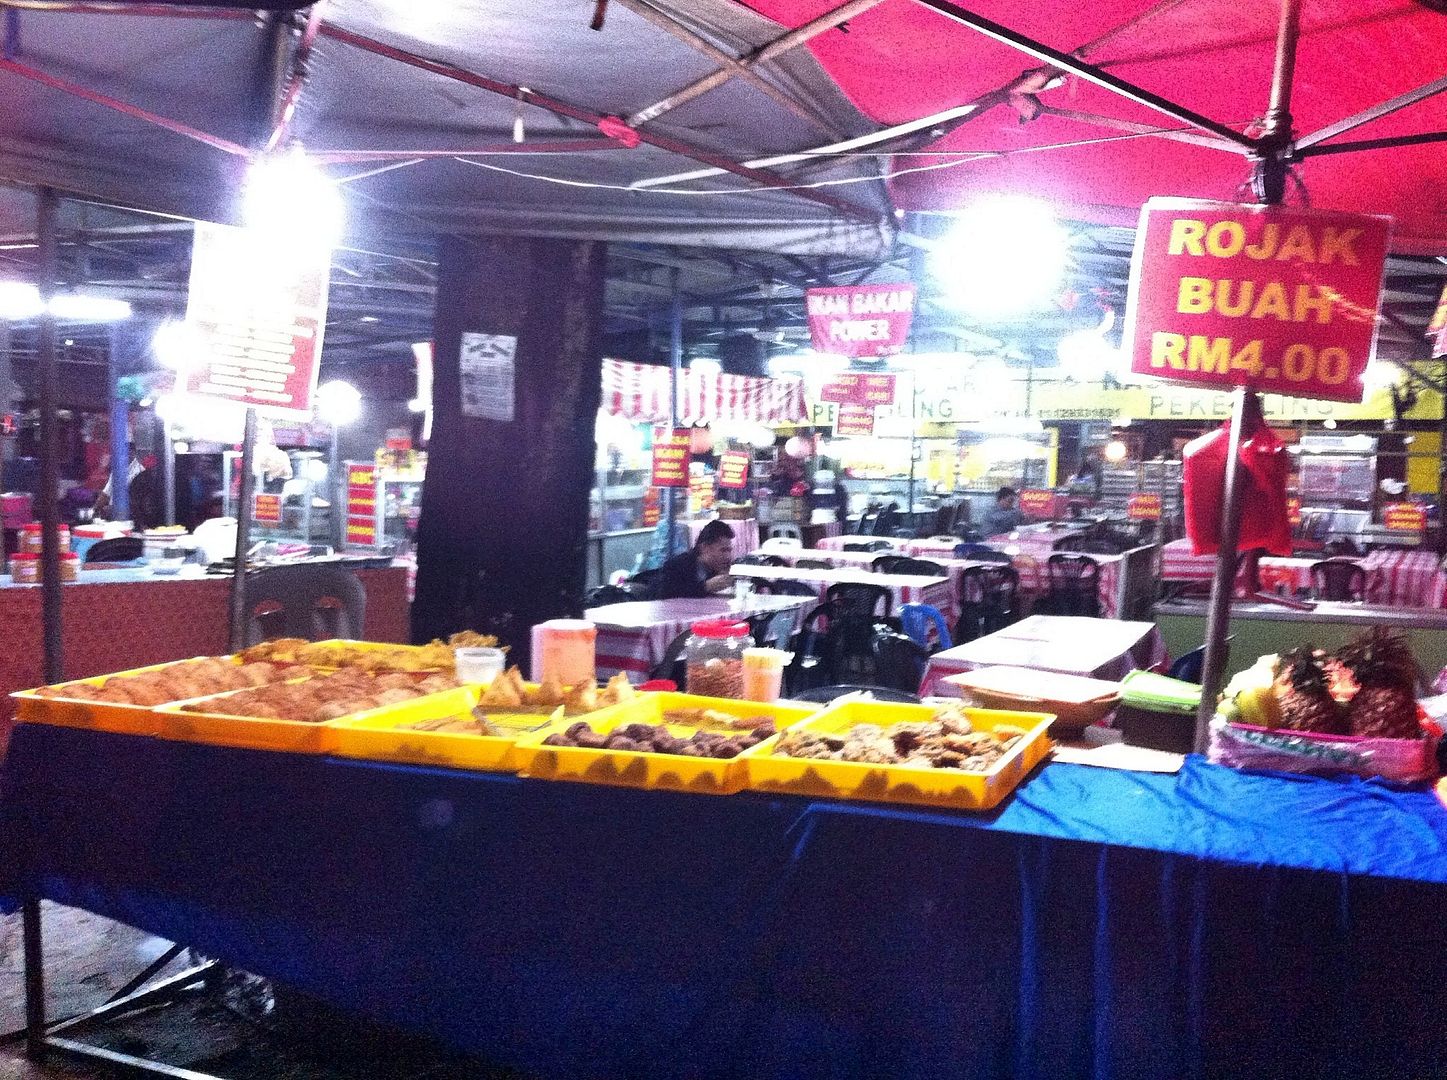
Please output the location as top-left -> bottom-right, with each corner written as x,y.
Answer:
236,662 -> 278,687
563,679 -> 598,715
416,674 -> 458,695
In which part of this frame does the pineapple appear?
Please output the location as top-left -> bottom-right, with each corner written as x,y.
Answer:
1339,629 -> 1420,740
1272,649 -> 1346,734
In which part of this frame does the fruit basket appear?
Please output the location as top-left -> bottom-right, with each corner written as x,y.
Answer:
512,693 -> 817,795
738,700 -> 1053,811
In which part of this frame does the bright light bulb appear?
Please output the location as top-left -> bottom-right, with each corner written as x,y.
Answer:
153,320 -> 204,370
50,294 -> 130,322
932,195 -> 1070,319
690,357 -> 721,375
0,281 -> 42,319
1103,439 -> 1129,463
1362,360 -> 1399,391
316,379 -> 362,426
407,397 -> 427,414
244,145 -> 345,250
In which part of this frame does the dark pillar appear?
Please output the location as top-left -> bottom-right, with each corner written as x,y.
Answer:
411,235 -> 605,668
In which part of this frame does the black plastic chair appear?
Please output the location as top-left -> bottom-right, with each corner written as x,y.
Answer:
1311,558 -> 1367,602
954,543 -> 1012,563
842,539 -> 892,553
736,553 -> 788,567
585,583 -> 635,608
1168,637 -> 1232,684
872,505 -> 902,537
82,536 -> 144,563
627,568 -> 662,599
871,554 -> 909,573
749,578 -> 821,598
878,557 -> 943,577
793,558 -> 835,570
1040,554 -> 1101,617
826,581 -> 893,619
871,629 -> 930,694
956,564 -> 1021,642
791,684 -> 921,705
650,629 -> 691,685
242,563 -> 366,646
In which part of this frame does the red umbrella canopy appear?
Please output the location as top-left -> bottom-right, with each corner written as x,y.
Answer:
742,1 -> 1447,252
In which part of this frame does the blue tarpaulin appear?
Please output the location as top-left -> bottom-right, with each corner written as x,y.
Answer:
3,723 -> 1446,1079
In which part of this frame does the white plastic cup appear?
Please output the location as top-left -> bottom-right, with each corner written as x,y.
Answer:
742,647 -> 790,702
455,646 -> 506,684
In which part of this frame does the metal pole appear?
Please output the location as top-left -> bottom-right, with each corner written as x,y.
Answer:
1264,0 -> 1301,135
664,266 -> 682,549
1195,387 -> 1252,751
22,898 -> 45,1059
330,426 -> 342,549
227,407 -> 258,651
35,186 -> 62,686
160,415 -> 176,526
106,326 -> 130,522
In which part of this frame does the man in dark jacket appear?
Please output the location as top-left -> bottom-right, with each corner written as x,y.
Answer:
657,519 -> 736,599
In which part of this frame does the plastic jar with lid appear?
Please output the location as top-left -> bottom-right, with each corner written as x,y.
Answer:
684,619 -> 753,699
9,553 -> 38,584
19,523 -> 69,554
59,552 -> 80,583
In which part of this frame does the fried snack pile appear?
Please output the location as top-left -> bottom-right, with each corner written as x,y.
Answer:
407,712 -> 500,736
477,667 -> 634,716
34,658 -> 285,707
239,632 -> 501,674
662,708 -> 775,732
541,719 -> 775,759
182,670 -> 457,724
774,706 -> 1024,772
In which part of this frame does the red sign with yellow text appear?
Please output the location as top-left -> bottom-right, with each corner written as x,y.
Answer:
252,493 -> 282,525
820,372 -> 897,406
1125,198 -> 1389,403
345,463 -> 377,546
717,451 -> 750,490
1127,493 -> 1163,520
1287,496 -> 1302,526
835,404 -> 876,436
1018,489 -> 1058,518
651,429 -> 690,488
806,284 -> 915,357
1383,502 -> 1426,532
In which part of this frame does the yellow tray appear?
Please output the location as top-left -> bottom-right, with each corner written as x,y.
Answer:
512,693 -> 819,796
329,685 -> 569,771
153,683 -> 344,753
11,657 -> 249,738
737,700 -> 1053,811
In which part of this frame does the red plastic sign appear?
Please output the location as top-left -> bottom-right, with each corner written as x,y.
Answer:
1383,502 -> 1426,532
717,451 -> 751,490
806,285 -> 916,357
252,493 -> 282,524
1125,198 -> 1389,403
1287,496 -> 1302,526
651,429 -> 690,488
820,372 -> 896,406
1127,493 -> 1163,520
1017,489 -> 1058,518
835,404 -> 876,436
183,223 -> 330,419
345,463 -> 377,546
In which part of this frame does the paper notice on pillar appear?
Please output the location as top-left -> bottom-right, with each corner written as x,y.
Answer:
459,332 -> 518,421
182,223 -> 329,419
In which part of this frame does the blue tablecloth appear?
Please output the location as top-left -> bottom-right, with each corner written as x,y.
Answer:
3,723 -> 1446,1079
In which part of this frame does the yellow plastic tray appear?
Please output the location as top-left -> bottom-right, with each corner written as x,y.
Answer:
329,686 -> 567,771
11,657 -> 248,738
153,682 -> 345,753
512,693 -> 819,796
737,700 -> 1053,811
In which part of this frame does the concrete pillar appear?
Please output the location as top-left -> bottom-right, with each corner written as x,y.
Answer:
411,235 -> 605,667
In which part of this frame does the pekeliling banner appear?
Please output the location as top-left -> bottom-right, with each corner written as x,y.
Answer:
1125,198 -> 1389,403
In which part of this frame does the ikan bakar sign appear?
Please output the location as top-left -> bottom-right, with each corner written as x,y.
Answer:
806,284 -> 916,357
1125,198 -> 1389,403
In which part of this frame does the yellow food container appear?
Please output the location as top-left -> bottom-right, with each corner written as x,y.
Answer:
737,700 -> 1054,811
512,693 -> 819,796
11,657 -> 246,738
153,684 -> 344,753
329,685 -> 569,771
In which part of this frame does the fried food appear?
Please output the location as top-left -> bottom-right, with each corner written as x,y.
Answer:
542,718 -> 775,759
237,634 -> 503,674
34,658 -> 287,706
772,706 -> 1021,773
180,669 -> 458,724
474,666 -> 633,718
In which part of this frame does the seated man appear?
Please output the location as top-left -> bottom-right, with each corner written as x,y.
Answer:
657,519 -> 736,599
981,486 -> 1023,536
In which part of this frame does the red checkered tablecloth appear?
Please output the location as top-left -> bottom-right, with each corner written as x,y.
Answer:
1160,539 -> 1317,596
1361,549 -> 1447,607
920,615 -> 1167,697
729,564 -> 956,622
587,595 -> 811,681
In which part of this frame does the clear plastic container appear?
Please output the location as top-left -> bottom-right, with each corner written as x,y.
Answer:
684,619 -> 753,699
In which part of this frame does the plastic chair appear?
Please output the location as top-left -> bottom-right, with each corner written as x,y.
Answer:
871,554 -> 909,573
791,684 -> 921,705
242,564 -> 366,646
762,535 -> 802,549
842,539 -> 892,553
749,578 -> 821,598
82,536 -> 144,563
956,565 -> 1020,642
794,558 -> 834,570
826,581 -> 893,619
757,608 -> 798,650
1311,558 -> 1367,601
899,602 -> 953,652
584,584 -> 634,608
1167,638 -> 1231,684
768,523 -> 802,542
627,568 -> 661,599
1041,554 -> 1101,617
736,553 -> 788,566
871,630 -> 930,694
954,543 -> 1011,563
878,557 -> 943,577
650,629 -> 691,685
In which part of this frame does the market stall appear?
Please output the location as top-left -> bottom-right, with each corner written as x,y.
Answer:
588,596 -> 811,681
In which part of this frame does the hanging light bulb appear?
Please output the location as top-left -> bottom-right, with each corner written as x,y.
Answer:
513,88 -> 529,144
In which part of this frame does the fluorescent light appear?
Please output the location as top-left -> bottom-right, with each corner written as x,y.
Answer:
316,379 -> 362,426
932,195 -> 1070,319
153,320 -> 204,370
690,357 -> 721,375
244,145 -> 345,251
0,282 -> 129,322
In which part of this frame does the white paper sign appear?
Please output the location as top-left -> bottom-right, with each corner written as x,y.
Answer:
459,332 -> 517,421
